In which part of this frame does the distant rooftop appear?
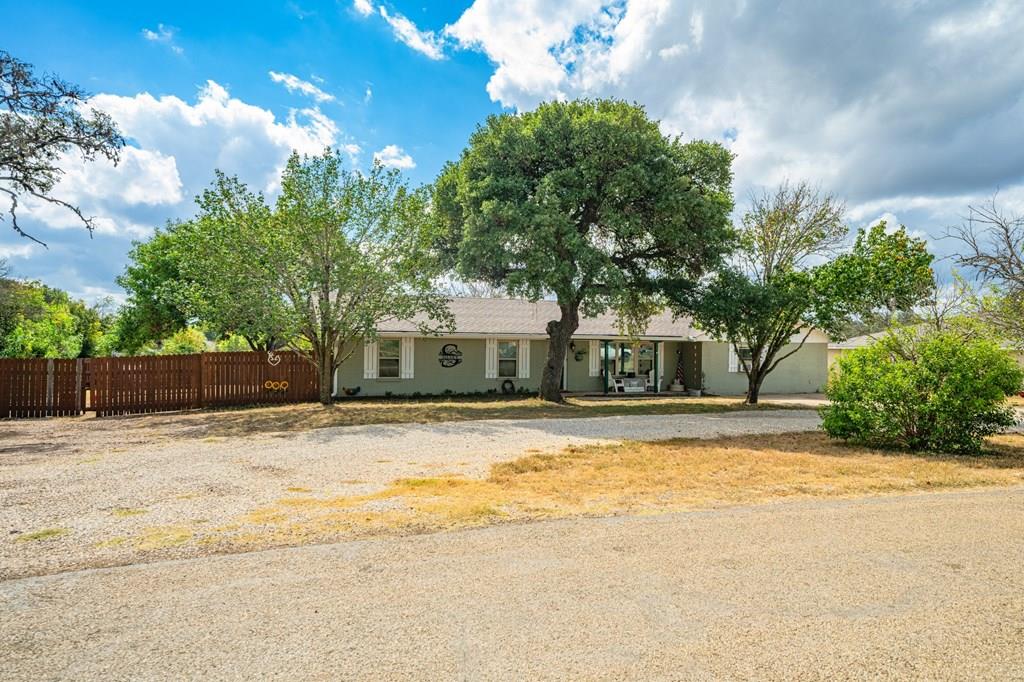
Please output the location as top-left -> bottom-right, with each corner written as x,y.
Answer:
377,297 -> 699,339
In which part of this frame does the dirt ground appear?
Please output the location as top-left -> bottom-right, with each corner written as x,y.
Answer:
3,398 -> 1022,581
4,487 -> 1023,681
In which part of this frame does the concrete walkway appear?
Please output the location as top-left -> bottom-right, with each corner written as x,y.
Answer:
3,487 -> 1022,680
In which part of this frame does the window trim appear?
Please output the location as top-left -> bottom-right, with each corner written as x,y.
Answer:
497,339 -> 518,378
377,338 -> 402,379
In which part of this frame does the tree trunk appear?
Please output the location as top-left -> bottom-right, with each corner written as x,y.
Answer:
539,303 -> 580,403
745,370 -> 766,405
318,347 -> 334,406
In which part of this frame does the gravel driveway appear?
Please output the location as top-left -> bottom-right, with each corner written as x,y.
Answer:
2,486 -> 1021,680
1,410 -> 820,578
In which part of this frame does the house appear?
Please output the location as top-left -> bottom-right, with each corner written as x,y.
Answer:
829,330 -> 1024,374
335,298 -> 830,397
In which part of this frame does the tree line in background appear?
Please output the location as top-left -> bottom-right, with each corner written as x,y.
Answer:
2,48 -> 1022,419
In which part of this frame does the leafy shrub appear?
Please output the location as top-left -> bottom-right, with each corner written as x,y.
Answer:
822,327 -> 1023,453
153,327 -> 208,355
215,334 -> 251,352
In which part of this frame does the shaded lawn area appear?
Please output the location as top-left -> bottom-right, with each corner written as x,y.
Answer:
109,394 -> 810,439
230,431 -> 1024,549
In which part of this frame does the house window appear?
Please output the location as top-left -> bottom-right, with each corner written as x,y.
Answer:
378,338 -> 401,378
734,345 -> 754,372
498,341 -> 518,377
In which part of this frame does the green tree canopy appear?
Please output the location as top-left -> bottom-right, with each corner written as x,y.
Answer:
117,194 -> 289,354
193,149 -> 451,403
0,273 -> 110,358
116,223 -> 193,353
434,99 -> 735,402
668,180 -> 934,404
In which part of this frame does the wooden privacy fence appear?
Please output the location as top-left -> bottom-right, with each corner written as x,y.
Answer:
0,351 -> 319,418
0,358 -> 84,418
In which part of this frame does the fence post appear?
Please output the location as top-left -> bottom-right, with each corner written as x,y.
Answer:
75,358 -> 83,415
196,353 -> 205,409
45,358 -> 55,417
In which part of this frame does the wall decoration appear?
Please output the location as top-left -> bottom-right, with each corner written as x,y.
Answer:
438,343 -> 463,368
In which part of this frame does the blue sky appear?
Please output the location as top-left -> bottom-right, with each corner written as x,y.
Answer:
2,0 -> 1023,303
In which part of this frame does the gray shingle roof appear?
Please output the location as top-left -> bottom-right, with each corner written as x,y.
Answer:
378,297 -> 699,339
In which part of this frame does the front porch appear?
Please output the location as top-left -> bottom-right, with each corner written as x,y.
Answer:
566,339 -> 703,396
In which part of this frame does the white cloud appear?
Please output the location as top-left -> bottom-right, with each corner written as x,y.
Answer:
445,0 -> 607,105
373,144 -> 415,169
18,80 -> 345,241
689,9 -> 704,48
659,43 -> 687,59
90,81 -> 340,196
353,0 -> 374,17
5,80 -> 360,305
268,71 -> 336,103
379,6 -> 445,60
0,242 -> 38,259
140,24 -> 183,55
445,0 -> 1024,262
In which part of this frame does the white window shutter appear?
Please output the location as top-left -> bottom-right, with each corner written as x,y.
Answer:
588,340 -> 600,377
517,340 -> 530,379
485,337 -> 498,379
400,337 -> 415,379
363,340 -> 379,379
728,344 -> 738,373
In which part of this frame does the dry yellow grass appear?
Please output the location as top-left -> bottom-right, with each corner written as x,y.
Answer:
226,432 -> 1024,547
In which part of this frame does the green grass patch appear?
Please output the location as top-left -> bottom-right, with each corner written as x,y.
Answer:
111,507 -> 147,517
17,527 -> 67,542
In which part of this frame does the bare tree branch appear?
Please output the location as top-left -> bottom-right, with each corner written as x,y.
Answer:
1,50 -> 124,245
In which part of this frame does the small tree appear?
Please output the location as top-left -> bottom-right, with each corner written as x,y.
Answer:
949,196 -> 1024,346
200,150 -> 451,404
1,51 -> 124,244
118,199 -> 290,353
822,324 -> 1023,453
434,99 -> 734,402
116,224 -> 193,353
670,181 -> 934,404
189,175 -> 292,350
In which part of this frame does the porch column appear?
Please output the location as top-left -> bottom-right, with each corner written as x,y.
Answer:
602,340 -> 609,395
653,341 -> 659,393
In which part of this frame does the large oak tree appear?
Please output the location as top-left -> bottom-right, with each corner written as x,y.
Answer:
434,99 -> 735,402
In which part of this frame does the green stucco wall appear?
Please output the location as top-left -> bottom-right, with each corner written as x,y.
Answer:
564,342 -> 602,393
700,341 -> 828,395
335,337 -> 828,397
335,338 -> 548,397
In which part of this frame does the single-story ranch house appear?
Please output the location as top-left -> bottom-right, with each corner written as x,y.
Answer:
336,298 -> 829,397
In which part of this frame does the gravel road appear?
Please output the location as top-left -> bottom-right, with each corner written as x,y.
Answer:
1,410 -> 821,578
2,486 -> 1022,681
